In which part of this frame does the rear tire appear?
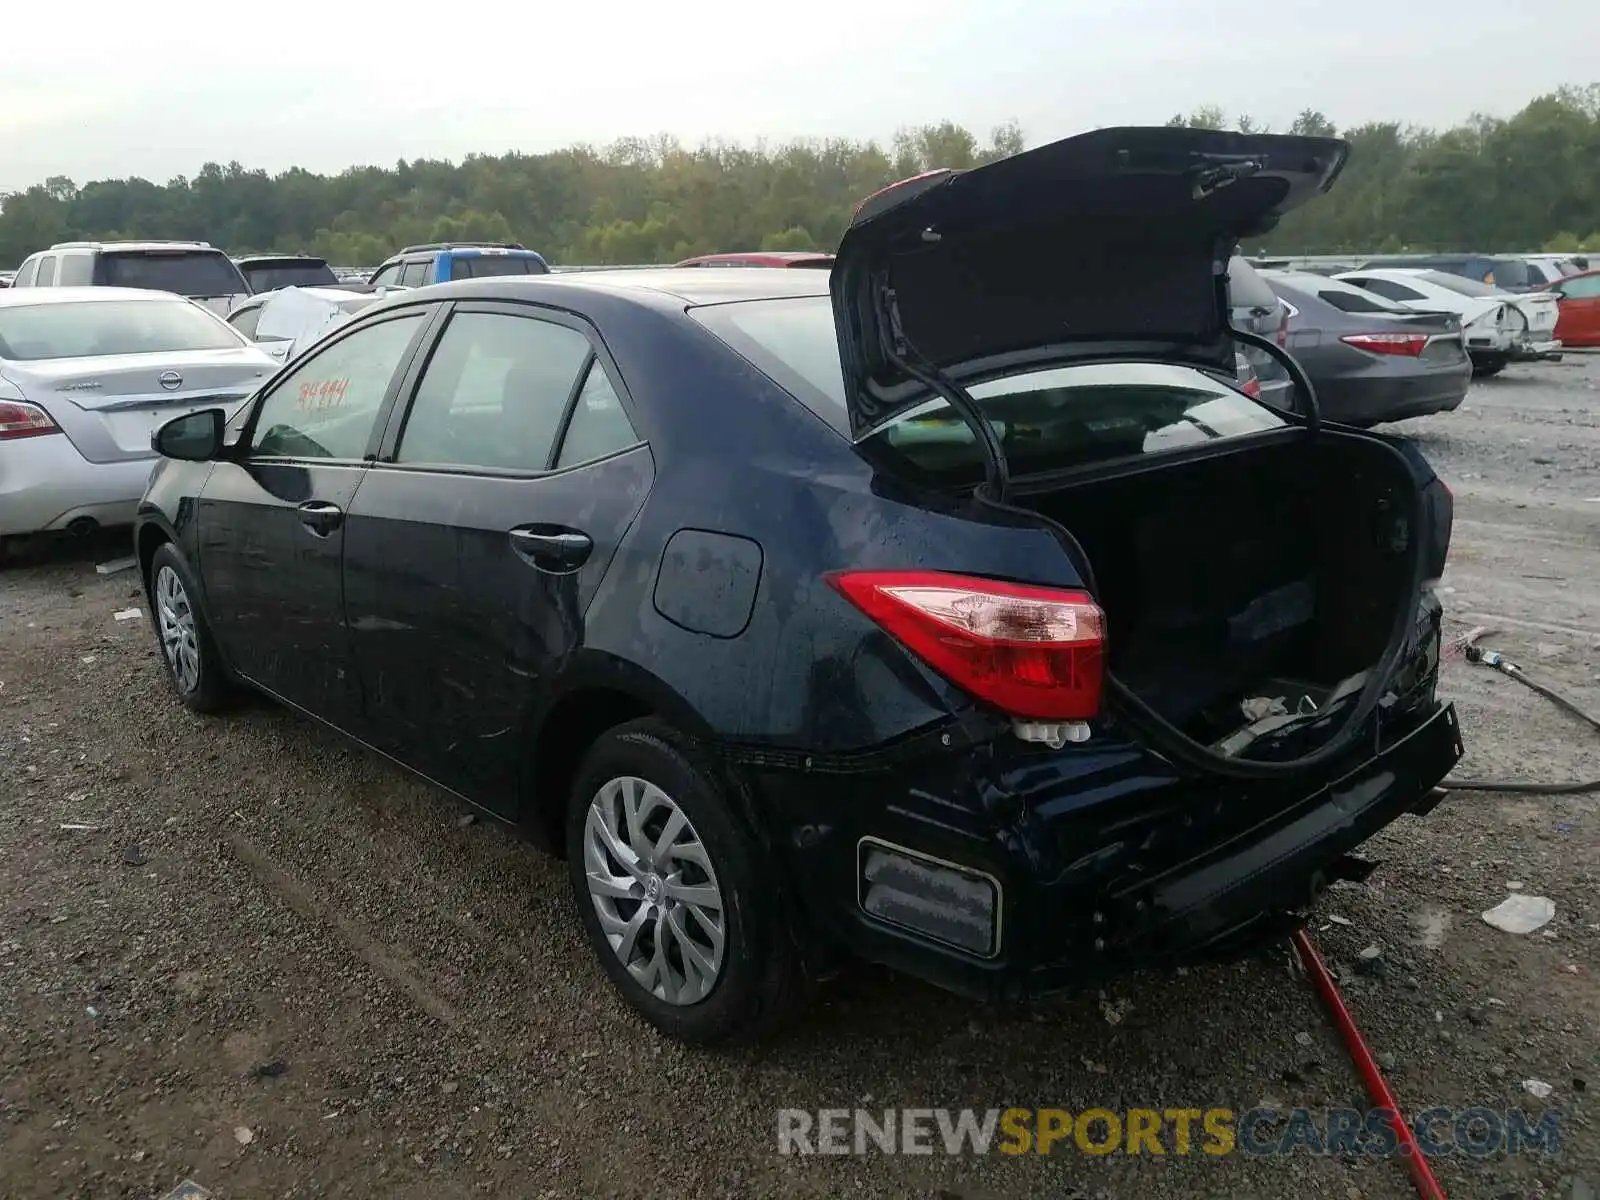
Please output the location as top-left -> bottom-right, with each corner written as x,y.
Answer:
565,718 -> 808,1045
1472,356 -> 1507,378
147,543 -> 233,714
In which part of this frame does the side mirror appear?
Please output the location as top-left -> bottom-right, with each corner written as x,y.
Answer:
152,407 -> 226,461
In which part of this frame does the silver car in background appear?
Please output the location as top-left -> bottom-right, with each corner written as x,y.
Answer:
0,288 -> 278,551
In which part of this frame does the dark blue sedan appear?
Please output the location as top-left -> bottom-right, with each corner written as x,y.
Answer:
134,126 -> 1463,1044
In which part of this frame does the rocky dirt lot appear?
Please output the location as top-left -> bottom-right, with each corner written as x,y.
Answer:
1,355 -> 1597,1200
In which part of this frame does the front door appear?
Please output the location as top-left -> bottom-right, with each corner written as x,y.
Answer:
1555,274 -> 1600,346
197,308 -> 433,722
341,301 -> 652,809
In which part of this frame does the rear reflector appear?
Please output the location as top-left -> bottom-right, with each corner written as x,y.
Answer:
826,569 -> 1105,720
0,399 -> 60,441
859,839 -> 999,957
1340,332 -> 1429,357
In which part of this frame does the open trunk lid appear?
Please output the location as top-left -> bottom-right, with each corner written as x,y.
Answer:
829,126 -> 1350,440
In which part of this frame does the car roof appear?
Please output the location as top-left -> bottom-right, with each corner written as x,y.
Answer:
44,240 -> 220,253
385,267 -> 831,308
0,286 -> 189,307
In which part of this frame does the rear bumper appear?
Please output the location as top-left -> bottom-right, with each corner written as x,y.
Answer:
1316,369 -> 1470,425
752,693 -> 1462,1002
1509,338 -> 1563,361
0,434 -> 155,536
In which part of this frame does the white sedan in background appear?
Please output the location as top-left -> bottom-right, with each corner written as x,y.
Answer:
0,288 -> 279,554
1335,268 -> 1561,377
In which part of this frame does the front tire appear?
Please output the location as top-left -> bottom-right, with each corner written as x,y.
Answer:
565,718 -> 807,1044
147,543 -> 233,714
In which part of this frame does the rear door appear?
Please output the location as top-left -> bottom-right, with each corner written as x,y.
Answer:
196,306 -> 435,722
341,301 -> 651,808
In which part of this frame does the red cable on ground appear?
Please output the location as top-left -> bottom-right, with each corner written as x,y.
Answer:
1291,929 -> 1448,1200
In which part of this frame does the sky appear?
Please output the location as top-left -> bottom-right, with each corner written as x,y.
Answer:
2,0 -> 1595,193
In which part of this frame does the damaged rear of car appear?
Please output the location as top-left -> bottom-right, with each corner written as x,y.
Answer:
693,126 -> 1462,1007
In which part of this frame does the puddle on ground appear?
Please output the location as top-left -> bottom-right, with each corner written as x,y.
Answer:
1413,906 -> 1452,949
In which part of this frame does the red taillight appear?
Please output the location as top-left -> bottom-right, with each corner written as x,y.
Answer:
852,169 -> 956,220
1340,332 -> 1429,357
826,569 -> 1105,720
0,399 -> 60,440
1242,376 -> 1262,399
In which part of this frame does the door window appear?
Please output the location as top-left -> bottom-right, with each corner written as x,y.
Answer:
399,260 -> 432,287
555,361 -> 638,467
396,311 -> 591,471
13,257 -> 39,287
370,263 -> 402,286
35,257 -> 56,286
249,313 -> 424,460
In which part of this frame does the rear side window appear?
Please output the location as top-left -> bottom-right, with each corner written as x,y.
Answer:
396,311 -> 592,471
690,295 -> 1284,479
35,257 -> 57,286
556,361 -> 638,467
94,251 -> 246,297
448,255 -> 549,279
57,254 -> 92,285
229,306 -> 263,339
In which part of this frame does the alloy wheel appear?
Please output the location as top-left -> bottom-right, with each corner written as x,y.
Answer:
154,565 -> 201,694
582,775 -> 726,1005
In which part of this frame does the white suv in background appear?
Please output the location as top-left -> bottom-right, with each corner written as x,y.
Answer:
10,241 -> 251,317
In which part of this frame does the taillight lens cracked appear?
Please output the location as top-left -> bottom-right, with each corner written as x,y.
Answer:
826,569 -> 1105,720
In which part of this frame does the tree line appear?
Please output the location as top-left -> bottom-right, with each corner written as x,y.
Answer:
2,85 -> 1597,269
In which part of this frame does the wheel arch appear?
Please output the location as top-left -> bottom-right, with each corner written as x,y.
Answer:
522,652 -> 716,854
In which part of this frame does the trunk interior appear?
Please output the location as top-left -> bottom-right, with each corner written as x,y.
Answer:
1020,432 -> 1418,746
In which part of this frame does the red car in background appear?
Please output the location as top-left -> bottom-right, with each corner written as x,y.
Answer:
1551,268 -> 1600,347
673,251 -> 834,268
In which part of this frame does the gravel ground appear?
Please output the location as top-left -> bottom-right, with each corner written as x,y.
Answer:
1,355 -> 1597,1200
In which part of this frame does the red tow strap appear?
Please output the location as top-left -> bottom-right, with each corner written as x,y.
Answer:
1292,929 -> 1448,1200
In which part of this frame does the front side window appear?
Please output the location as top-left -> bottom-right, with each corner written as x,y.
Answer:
690,295 -> 1284,480
0,297 -> 247,361
396,311 -> 591,471
399,260 -> 432,287
13,257 -> 39,287
370,263 -> 402,287
249,313 -> 423,460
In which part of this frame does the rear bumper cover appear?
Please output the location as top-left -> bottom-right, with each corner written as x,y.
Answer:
1509,338 -> 1563,361
754,697 -> 1463,1002
0,434 -> 155,536
1317,371 -> 1469,424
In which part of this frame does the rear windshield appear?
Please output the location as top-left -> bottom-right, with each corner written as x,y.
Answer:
1271,275 -> 1409,314
0,297 -> 246,361
94,251 -> 248,298
449,255 -> 549,279
690,296 -> 1285,478
1418,271 -> 1502,298
241,260 -> 339,292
